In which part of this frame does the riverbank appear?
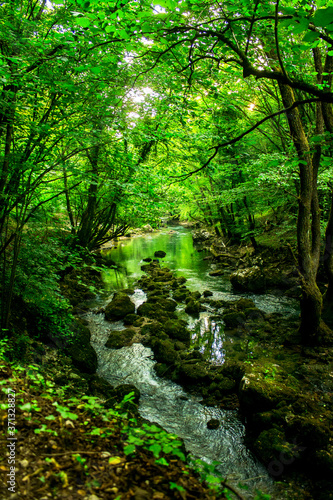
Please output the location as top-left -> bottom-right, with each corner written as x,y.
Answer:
2,223 -> 333,499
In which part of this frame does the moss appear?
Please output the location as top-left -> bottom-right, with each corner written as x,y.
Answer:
105,293 -> 135,321
185,299 -> 201,315
223,311 -> 245,329
105,328 -> 135,349
163,319 -> 190,342
254,427 -> 294,465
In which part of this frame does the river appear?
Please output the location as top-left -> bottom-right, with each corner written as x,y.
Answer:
85,226 -> 299,498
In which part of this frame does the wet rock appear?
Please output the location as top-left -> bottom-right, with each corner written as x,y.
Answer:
142,224 -> 153,232
150,338 -> 179,364
286,416 -> 330,448
88,374 -> 116,399
203,290 -> 213,297
254,428 -> 294,465
177,276 -> 187,285
105,293 -> 135,321
154,250 -> 166,258
192,229 -> 212,242
185,299 -> 201,315
123,314 -> 145,327
191,291 -> 202,300
142,258 -> 152,262
178,361 -> 209,383
235,298 -> 256,310
223,311 -> 246,329
105,328 -> 135,349
230,266 -> 266,292
173,289 -> 188,302
239,365 -> 298,414
207,419 -> 220,430
163,319 -> 190,342
209,269 -> 225,277
66,319 -> 98,374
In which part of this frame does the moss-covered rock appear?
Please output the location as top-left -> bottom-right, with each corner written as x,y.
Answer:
123,314 -> 145,327
239,363 -> 299,414
105,293 -> 135,321
230,266 -> 266,292
163,319 -> 190,342
185,299 -> 201,315
105,328 -> 135,349
154,250 -> 166,258
254,427 -> 294,465
150,338 -> 179,364
66,319 -> 98,374
223,311 -> 246,329
178,361 -> 209,383
173,290 -> 188,302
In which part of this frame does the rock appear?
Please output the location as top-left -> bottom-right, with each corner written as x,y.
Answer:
192,229 -> 212,242
185,299 -> 201,315
142,224 -> 153,232
151,338 -> 179,364
142,258 -> 152,262
235,298 -> 256,310
105,293 -> 135,321
223,311 -> 246,329
178,361 -> 209,383
203,290 -> 213,297
123,314 -> 143,326
173,289 -> 188,302
207,419 -> 220,430
254,428 -> 294,465
66,319 -> 98,374
154,250 -> 166,258
163,319 -> 190,342
230,266 -> 266,292
105,328 -> 135,349
209,269 -> 224,276
239,364 -> 298,414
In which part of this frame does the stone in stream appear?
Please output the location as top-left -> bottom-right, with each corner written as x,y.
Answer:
105,293 -> 135,321
207,419 -> 220,430
154,250 -> 166,258
66,318 -> 98,374
185,299 -> 201,315
203,290 -> 213,297
105,328 -> 135,349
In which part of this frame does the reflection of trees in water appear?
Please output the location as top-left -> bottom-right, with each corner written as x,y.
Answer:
190,316 -> 225,364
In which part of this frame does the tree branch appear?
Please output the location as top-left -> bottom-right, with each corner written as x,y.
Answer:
170,97 -> 320,180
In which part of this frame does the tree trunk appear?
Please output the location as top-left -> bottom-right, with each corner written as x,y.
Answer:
278,82 -> 322,344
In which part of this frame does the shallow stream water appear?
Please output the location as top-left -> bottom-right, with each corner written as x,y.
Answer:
86,226 -> 299,498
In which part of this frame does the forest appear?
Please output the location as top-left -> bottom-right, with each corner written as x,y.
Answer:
1,0 -> 333,499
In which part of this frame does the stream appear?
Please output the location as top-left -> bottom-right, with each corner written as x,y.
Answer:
85,226 -> 299,498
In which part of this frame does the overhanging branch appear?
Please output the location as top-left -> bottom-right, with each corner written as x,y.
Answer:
170,97 -> 320,181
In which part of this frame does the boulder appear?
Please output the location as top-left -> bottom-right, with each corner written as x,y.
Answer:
230,266 -> 266,292
185,299 -> 201,315
154,250 -> 166,258
66,319 -> 98,374
105,328 -> 135,349
163,319 -> 191,342
105,293 -> 135,321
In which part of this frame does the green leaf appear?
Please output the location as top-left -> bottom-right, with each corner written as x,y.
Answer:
77,18 -> 91,28
148,443 -> 162,458
302,31 -> 318,43
155,457 -> 169,466
313,7 -> 333,27
124,444 -> 136,455
90,67 -> 102,74
45,415 -> 56,420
